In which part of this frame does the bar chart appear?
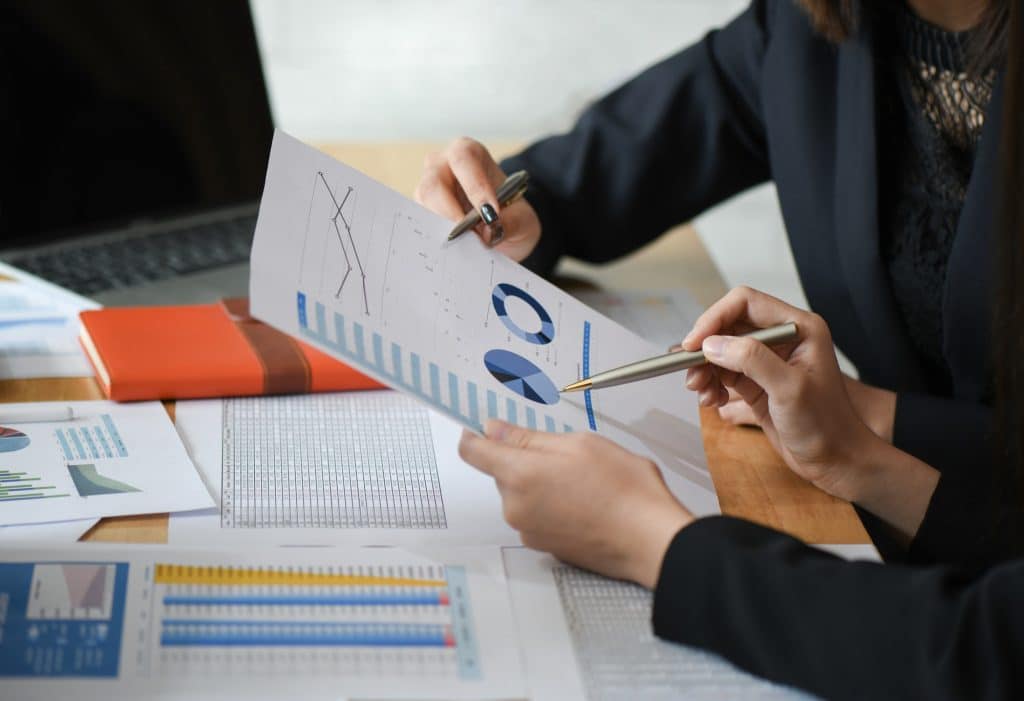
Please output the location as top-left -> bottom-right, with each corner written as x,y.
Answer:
0,468 -> 68,502
297,291 -> 576,434
54,415 -> 129,462
149,561 -> 481,679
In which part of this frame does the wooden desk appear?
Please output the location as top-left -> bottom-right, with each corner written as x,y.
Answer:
0,142 -> 868,545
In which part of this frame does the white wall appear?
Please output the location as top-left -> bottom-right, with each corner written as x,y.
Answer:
250,0 -> 810,312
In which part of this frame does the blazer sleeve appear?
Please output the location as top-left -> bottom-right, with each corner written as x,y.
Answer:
500,0 -> 775,276
892,395 -> 1022,566
653,516 -> 1024,701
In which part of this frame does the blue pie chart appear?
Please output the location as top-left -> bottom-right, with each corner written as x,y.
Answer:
492,283 -> 555,345
484,349 -> 560,406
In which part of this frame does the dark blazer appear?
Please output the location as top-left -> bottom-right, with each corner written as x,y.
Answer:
500,0 -> 1010,563
654,517 -> 1024,701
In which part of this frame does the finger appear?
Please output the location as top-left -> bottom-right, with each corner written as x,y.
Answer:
415,156 -> 467,222
685,365 -> 714,392
483,419 -> 567,453
447,138 -> 504,216
458,429 -> 503,477
703,335 -> 793,398
718,398 -> 760,426
682,286 -> 806,351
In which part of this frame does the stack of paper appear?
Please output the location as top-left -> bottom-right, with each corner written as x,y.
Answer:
0,261 -> 98,379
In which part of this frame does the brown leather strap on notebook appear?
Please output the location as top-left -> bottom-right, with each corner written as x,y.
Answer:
221,297 -> 311,394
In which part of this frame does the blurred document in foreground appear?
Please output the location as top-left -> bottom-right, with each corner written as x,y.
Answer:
504,544 -> 878,701
0,545 -> 524,700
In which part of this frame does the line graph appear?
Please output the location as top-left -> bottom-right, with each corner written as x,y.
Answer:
308,172 -> 370,315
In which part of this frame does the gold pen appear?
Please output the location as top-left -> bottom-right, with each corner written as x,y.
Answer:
561,323 -> 800,393
447,171 -> 530,241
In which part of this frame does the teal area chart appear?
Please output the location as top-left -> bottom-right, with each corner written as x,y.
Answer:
483,350 -> 560,406
67,464 -> 140,496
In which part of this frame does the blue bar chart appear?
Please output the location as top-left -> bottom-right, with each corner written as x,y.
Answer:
297,291 -> 577,434
152,561 -> 481,679
54,415 -> 129,462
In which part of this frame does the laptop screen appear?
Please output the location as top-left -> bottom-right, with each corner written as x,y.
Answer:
0,1 -> 275,247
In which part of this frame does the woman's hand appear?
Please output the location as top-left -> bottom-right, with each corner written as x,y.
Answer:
681,287 -> 938,543
681,287 -> 878,501
414,138 -> 541,262
717,375 -> 897,444
459,421 -> 693,589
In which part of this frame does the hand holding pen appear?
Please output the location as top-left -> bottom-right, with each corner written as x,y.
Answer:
414,138 -> 541,261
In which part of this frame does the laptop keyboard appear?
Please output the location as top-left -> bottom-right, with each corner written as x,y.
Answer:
7,213 -> 257,296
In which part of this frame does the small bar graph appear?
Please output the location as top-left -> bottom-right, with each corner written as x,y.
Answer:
0,468 -> 68,502
297,291 -> 575,434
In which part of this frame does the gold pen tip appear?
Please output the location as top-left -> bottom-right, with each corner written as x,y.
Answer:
560,379 -> 592,393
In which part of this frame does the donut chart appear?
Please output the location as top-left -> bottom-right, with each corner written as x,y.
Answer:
0,426 -> 30,453
491,283 -> 554,345
483,350 -> 560,405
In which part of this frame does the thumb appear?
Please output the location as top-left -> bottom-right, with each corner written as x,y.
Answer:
702,335 -> 792,397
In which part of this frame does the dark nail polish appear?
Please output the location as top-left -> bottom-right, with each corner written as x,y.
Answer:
480,203 -> 499,224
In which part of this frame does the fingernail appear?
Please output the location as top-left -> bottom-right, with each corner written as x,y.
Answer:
668,343 -> 683,352
685,374 -> 698,390
704,336 -> 728,358
682,332 -> 696,347
479,203 -> 499,224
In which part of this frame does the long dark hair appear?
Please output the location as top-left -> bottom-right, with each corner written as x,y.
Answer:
798,0 -> 1009,75
996,1 -> 1024,512
797,0 -> 1022,509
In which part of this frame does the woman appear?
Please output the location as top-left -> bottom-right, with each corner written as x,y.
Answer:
415,0 -> 1013,563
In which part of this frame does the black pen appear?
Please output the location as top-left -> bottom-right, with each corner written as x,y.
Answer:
447,171 -> 530,241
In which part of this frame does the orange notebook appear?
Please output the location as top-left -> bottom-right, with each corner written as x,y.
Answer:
79,298 -> 383,401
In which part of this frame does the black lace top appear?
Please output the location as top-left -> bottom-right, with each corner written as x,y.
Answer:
877,5 -> 996,392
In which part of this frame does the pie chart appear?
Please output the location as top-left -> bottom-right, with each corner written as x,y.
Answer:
484,349 -> 560,405
0,426 -> 30,452
491,283 -> 555,345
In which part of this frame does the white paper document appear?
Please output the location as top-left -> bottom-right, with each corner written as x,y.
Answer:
504,548 -> 817,701
0,261 -> 98,379
168,394 -> 519,546
0,518 -> 98,543
0,401 -> 213,526
572,289 -> 704,351
249,131 -> 719,516
0,544 -> 525,700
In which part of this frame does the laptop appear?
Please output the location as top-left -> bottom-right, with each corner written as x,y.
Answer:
0,1 -> 274,306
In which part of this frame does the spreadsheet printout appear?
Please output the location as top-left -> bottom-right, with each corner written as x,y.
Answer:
168,394 -> 519,546
248,131 -> 719,517
222,393 -> 446,529
0,545 -> 524,700
504,549 -> 817,701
